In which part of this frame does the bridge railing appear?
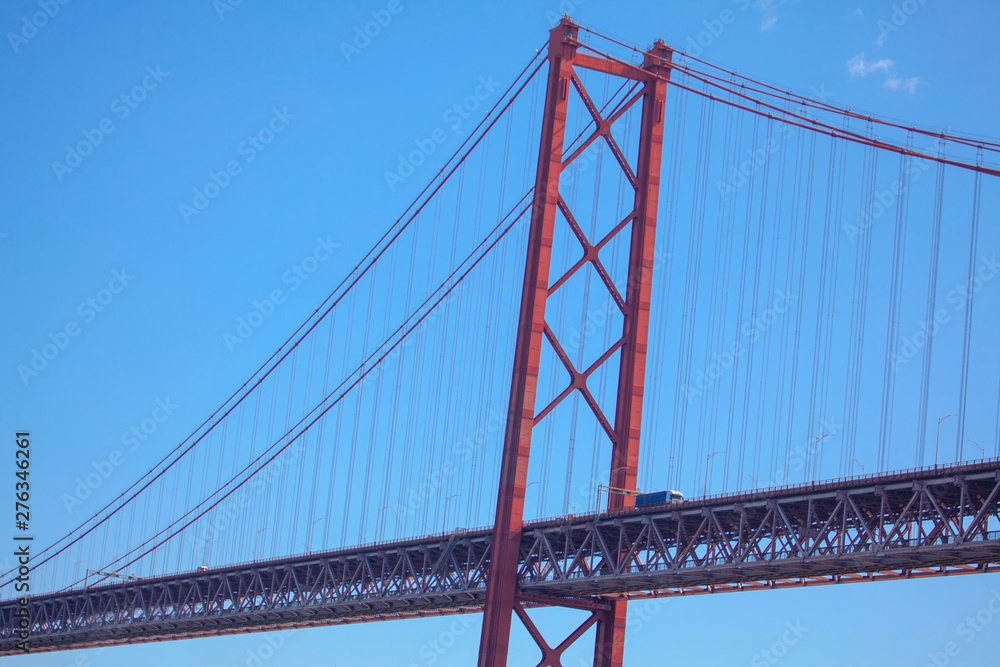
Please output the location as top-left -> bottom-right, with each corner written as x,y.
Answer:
569,456 -> 1000,521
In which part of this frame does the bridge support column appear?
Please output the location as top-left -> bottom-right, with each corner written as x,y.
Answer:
478,18 -> 671,667
600,35 -> 671,667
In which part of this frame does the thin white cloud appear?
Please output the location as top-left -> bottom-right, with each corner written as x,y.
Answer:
847,52 -> 894,78
752,0 -> 779,33
847,53 -> 921,94
854,8 -> 864,18
883,74 -> 921,94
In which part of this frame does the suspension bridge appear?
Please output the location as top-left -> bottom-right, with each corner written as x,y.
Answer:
4,19 -> 1000,666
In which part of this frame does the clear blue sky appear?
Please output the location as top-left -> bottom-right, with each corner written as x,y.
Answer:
2,0 -> 1000,665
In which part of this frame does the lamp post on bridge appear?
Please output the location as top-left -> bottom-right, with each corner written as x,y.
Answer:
305,517 -> 326,551
704,451 -> 721,497
443,495 -> 459,529
851,457 -> 866,475
969,439 -> 984,457
201,536 -> 217,569
374,507 -> 392,543
252,527 -> 271,560
812,434 -> 833,483
935,414 -> 955,466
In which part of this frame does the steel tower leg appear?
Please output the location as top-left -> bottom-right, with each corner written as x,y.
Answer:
596,40 -> 671,667
478,19 -> 671,667
478,20 -> 577,667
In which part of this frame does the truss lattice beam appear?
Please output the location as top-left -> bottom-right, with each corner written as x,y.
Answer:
3,460 -> 999,655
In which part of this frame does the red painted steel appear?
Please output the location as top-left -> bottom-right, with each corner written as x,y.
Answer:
479,18 -> 672,667
598,41 -> 672,667
478,19 -> 579,667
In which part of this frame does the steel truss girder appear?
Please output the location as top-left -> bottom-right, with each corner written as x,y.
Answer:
517,466 -> 1000,598
0,530 -> 492,655
3,460 -> 999,656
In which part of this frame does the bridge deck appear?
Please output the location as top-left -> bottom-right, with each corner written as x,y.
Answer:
3,459 -> 999,654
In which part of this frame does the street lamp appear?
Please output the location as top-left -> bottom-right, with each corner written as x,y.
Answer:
374,506 -> 392,543
743,473 -> 759,488
704,451 -> 722,496
253,527 -> 271,555
969,439 -> 985,457
306,517 -> 326,549
851,457 -> 866,475
812,434 -> 833,482
935,414 -> 955,466
443,495 -> 460,528
201,535 -> 218,567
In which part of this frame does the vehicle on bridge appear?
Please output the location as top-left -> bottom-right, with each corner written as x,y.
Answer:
635,489 -> 684,507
